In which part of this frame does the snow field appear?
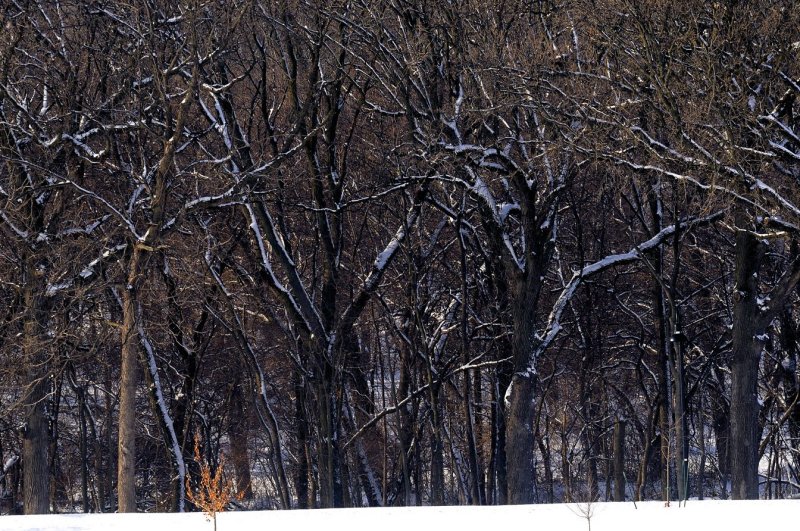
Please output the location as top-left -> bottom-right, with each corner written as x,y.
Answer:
1,500 -> 796,531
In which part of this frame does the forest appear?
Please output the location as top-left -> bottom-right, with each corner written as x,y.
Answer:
1,0 -> 799,515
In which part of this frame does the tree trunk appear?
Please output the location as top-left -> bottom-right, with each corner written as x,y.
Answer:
22,374 -> 49,514
227,382 -> 252,500
730,228 -> 765,500
491,341 -> 511,505
505,274 -> 540,504
708,367 -> 731,497
294,373 -> 310,508
505,373 -> 535,504
77,385 -> 89,512
22,272 -> 50,515
317,373 -> 344,508
698,391 -> 706,500
613,419 -> 626,501
117,250 -> 141,513
670,328 -> 689,502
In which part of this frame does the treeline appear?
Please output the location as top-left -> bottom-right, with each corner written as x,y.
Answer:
1,0 -> 799,514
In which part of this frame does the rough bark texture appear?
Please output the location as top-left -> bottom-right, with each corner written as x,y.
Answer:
505,273 -> 541,504
22,372 -> 49,514
505,372 -> 536,504
22,265 -> 50,515
729,228 -> 764,500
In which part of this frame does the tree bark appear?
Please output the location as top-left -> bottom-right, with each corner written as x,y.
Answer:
227,381 -> 252,499
21,370 -> 49,514
117,248 -> 141,512
729,228 -> 765,500
505,273 -> 541,504
613,419 -> 626,501
22,269 -> 50,515
505,371 -> 536,504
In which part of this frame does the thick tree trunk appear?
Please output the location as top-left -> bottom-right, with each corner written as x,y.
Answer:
505,274 -> 540,504
22,274 -> 50,515
22,375 -> 49,514
730,228 -> 765,500
505,371 -> 536,504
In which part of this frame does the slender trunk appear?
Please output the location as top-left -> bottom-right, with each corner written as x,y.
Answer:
118,250 -> 141,513
698,392 -> 706,501
459,226 -> 482,504
710,387 -> 731,497
579,356 -> 599,502
227,381 -> 253,500
425,357 -> 444,505
317,372 -> 343,508
396,340 -> 415,506
494,350 -> 511,505
669,220 -> 689,503
78,386 -> 89,512
294,373 -> 309,508
670,324 -> 689,501
560,412 -> 572,502
536,431 -> 554,503
636,401 -> 658,501
649,184 -> 672,503
613,419 -> 626,501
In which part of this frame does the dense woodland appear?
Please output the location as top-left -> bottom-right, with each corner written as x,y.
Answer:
1,0 -> 799,515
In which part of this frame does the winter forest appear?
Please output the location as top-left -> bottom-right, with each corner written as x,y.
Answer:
1,0 -> 799,517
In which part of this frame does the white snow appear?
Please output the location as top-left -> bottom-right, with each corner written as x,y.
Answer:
0,501 -> 796,531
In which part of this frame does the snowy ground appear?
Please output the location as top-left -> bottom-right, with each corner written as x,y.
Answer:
0,500 -> 796,531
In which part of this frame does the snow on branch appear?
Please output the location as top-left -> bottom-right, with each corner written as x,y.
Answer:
136,309 -> 186,513
336,185 -> 429,345
530,211 -> 724,371
44,243 -> 128,297
244,203 -> 322,339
